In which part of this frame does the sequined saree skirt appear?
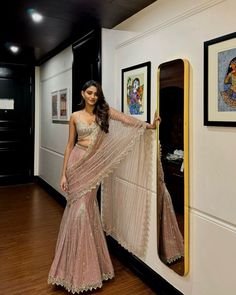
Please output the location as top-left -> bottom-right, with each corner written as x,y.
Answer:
48,145 -> 114,294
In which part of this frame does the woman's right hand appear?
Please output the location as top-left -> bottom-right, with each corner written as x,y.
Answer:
60,175 -> 68,192
146,111 -> 161,129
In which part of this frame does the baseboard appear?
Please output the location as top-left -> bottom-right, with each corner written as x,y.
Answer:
36,176 -> 183,295
35,176 -> 66,207
106,236 -> 183,295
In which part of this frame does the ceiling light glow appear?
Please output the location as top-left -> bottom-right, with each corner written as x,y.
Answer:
10,46 -> 19,54
31,12 -> 43,22
27,9 -> 43,23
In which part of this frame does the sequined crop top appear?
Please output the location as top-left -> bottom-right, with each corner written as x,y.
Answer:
75,118 -> 98,140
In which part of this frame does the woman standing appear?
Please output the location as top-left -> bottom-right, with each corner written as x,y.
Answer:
48,80 -> 158,294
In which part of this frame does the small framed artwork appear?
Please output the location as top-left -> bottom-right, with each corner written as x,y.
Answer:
52,88 -> 69,123
204,32 -> 236,126
59,88 -> 69,121
122,61 -> 151,122
51,91 -> 59,120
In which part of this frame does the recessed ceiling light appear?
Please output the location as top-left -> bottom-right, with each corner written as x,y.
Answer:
27,9 -> 43,23
31,12 -> 43,22
9,46 -> 20,54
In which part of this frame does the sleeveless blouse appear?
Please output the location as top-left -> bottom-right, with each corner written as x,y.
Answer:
76,119 -> 97,138
75,118 -> 99,149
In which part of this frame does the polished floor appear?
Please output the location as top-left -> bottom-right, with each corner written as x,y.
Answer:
0,183 -> 156,295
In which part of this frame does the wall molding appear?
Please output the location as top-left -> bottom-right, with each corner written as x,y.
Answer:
41,67 -> 72,83
117,0 -> 226,49
107,236 -> 183,295
191,208 -> 236,233
36,176 -> 66,207
40,146 -> 64,157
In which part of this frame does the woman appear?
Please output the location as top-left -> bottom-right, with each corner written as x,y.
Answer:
221,57 -> 236,107
48,80 -> 158,294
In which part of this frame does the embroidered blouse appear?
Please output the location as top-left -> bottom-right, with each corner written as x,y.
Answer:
75,119 -> 98,140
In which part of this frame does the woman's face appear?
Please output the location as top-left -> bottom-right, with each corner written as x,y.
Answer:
231,62 -> 236,71
132,79 -> 139,91
82,86 -> 98,107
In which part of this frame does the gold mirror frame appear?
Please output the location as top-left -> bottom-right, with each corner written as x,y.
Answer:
157,59 -> 189,276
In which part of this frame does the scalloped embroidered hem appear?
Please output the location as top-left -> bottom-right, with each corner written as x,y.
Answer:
48,273 -> 114,294
166,254 -> 183,264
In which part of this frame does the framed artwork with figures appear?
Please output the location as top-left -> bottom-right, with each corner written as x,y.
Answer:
204,32 -> 236,126
122,62 -> 151,122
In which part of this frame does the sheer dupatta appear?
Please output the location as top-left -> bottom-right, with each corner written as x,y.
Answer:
102,129 -> 154,258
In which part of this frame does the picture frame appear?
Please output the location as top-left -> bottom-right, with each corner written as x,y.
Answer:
52,88 -> 69,123
51,91 -> 59,120
122,61 -> 151,122
204,32 -> 236,126
59,88 -> 69,121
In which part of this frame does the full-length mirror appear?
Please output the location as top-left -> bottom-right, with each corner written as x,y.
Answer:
157,59 -> 189,276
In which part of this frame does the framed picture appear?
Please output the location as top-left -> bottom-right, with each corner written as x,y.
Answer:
59,88 -> 69,120
52,88 -> 69,123
204,32 -> 236,126
51,91 -> 59,120
122,61 -> 151,122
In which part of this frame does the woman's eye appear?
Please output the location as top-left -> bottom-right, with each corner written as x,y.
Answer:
86,91 -> 98,97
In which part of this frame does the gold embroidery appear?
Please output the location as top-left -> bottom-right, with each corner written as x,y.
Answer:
48,272 -> 114,294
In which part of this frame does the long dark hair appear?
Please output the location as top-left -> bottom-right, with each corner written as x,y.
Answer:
226,57 -> 236,75
79,80 -> 110,133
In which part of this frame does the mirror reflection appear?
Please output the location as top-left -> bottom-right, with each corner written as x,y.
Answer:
157,59 -> 189,276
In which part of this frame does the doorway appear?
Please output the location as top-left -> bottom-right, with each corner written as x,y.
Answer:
72,29 -> 101,111
0,63 -> 34,185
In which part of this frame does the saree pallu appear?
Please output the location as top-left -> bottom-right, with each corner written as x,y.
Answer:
102,129 -> 154,258
102,140 -> 184,264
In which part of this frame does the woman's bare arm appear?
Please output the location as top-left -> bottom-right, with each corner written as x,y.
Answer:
109,107 -> 159,129
60,113 -> 77,191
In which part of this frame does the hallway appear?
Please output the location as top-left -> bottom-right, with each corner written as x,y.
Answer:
0,183 -> 156,295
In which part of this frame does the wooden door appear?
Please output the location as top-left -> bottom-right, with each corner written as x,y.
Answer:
0,64 -> 34,185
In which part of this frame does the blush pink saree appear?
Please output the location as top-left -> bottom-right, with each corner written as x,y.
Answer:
48,109 -> 149,293
48,108 -> 183,294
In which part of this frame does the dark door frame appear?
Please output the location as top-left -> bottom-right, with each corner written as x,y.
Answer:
0,62 -> 35,185
72,29 -> 101,112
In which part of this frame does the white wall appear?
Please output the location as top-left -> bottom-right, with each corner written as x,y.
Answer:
102,0 -> 236,294
39,47 -> 73,194
101,29 -> 138,108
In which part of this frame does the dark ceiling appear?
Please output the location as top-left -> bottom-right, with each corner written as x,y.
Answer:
0,0 -> 157,65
